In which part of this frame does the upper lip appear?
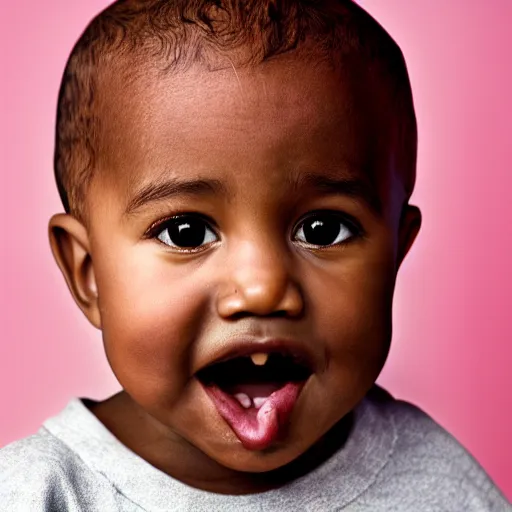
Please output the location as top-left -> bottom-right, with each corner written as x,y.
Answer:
195,337 -> 317,374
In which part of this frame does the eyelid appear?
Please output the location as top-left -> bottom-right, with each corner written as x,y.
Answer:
144,212 -> 219,239
142,209 -> 363,250
291,211 -> 365,251
292,210 -> 363,237
145,213 -> 221,254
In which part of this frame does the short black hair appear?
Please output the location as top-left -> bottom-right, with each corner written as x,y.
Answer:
54,0 -> 417,222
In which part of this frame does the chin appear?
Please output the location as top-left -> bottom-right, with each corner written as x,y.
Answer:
216,447 -> 303,474
206,425 -> 316,474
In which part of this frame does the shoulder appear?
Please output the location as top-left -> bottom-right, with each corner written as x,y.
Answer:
361,389 -> 510,511
0,427 -> 119,511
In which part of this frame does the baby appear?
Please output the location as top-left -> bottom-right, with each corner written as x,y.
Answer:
1,0 -> 509,510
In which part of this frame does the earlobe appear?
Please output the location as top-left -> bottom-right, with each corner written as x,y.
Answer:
397,204 -> 422,269
48,214 -> 102,329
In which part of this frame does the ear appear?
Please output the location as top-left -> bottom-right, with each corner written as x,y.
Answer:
396,204 -> 421,270
48,213 -> 101,329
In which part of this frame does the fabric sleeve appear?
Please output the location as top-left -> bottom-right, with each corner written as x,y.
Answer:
0,432 -> 121,511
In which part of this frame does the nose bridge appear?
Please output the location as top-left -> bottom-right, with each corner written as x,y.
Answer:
217,233 -> 303,318
235,237 -> 286,288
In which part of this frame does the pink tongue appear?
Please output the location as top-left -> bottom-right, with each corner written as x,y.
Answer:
205,382 -> 302,450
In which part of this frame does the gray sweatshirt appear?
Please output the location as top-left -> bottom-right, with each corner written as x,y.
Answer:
1,387 -> 509,511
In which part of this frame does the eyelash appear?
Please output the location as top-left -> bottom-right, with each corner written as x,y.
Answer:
144,213 -> 220,253
144,211 -> 364,253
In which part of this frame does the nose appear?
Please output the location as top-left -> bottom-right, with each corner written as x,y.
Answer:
216,240 -> 304,319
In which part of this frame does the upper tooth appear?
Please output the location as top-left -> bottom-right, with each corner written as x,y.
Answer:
250,353 -> 268,366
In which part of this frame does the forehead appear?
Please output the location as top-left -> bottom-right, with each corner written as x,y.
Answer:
92,54 -> 398,210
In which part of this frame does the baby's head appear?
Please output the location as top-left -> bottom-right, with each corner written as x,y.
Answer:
49,0 -> 421,477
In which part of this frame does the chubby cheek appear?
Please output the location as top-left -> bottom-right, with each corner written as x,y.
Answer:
94,244 -> 207,410
304,248 -> 396,423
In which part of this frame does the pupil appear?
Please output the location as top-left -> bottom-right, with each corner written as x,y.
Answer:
303,216 -> 340,245
167,218 -> 206,247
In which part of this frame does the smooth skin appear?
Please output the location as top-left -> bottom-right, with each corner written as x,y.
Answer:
49,53 -> 421,494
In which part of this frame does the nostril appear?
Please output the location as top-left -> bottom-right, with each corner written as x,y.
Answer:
225,309 -> 293,321
227,310 -> 251,321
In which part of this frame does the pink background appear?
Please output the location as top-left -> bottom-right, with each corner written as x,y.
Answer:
1,0 -> 511,500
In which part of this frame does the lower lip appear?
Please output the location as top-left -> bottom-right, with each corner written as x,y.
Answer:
202,381 -> 305,451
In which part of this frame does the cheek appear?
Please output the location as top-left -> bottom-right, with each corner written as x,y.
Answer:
94,246 -> 209,406
311,247 -> 396,380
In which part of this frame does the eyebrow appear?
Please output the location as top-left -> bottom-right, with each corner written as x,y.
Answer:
290,172 -> 382,215
124,171 -> 381,216
124,177 -> 228,215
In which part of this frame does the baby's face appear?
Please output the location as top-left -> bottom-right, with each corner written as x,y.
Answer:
80,55 -> 418,472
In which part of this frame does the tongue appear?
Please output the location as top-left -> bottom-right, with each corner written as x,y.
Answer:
205,382 -> 302,450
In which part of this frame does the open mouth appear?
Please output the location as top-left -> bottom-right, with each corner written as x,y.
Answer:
197,350 -> 313,450
197,352 -> 311,409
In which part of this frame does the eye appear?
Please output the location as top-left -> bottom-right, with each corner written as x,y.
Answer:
294,212 -> 356,247
155,215 -> 218,250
